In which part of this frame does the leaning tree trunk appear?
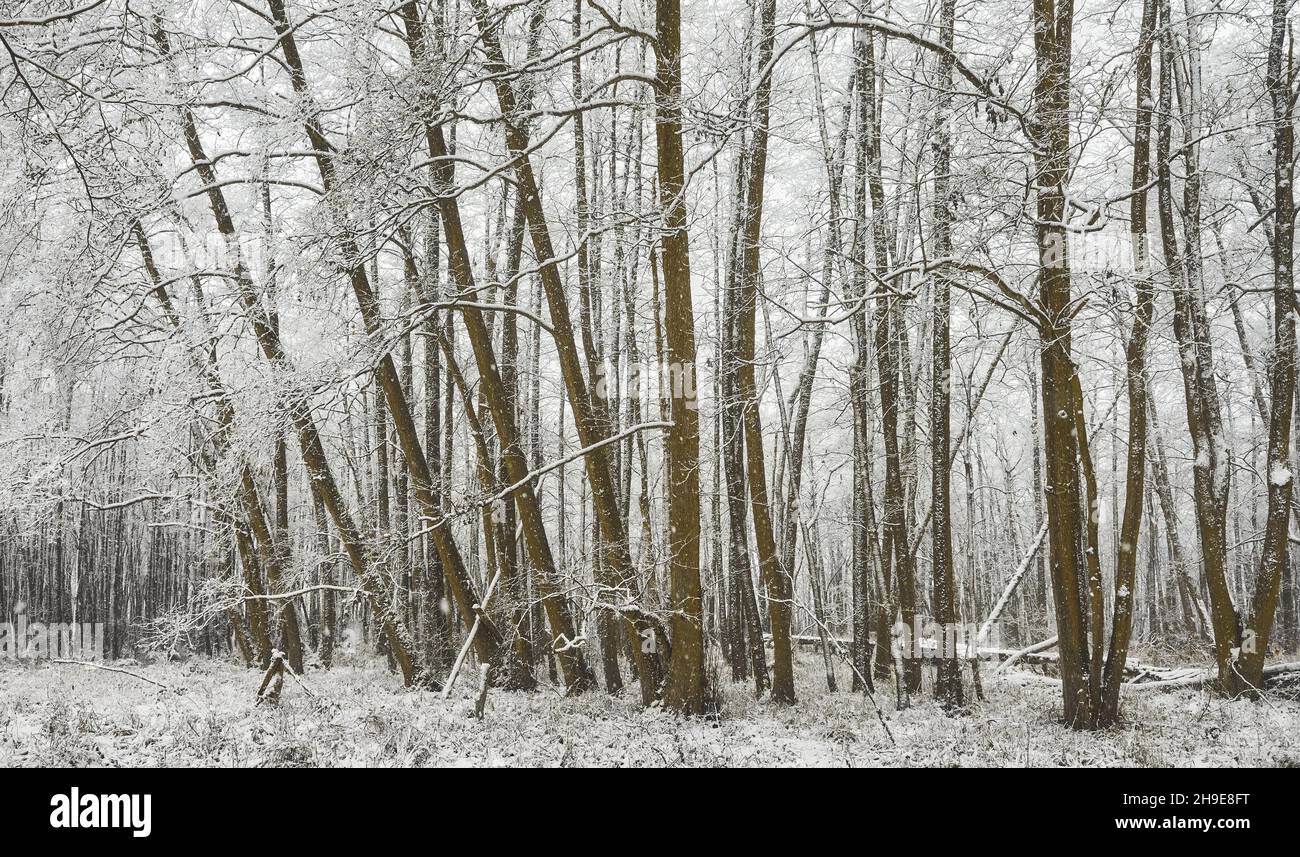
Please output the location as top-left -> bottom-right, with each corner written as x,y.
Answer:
153,21 -> 426,687
398,0 -> 597,696
133,226 -> 274,669
466,0 -> 667,700
260,0 -> 504,677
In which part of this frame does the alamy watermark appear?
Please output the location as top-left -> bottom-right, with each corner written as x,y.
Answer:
50,788 -> 151,838
593,358 -> 698,409
891,618 -> 1002,660
0,604 -> 104,661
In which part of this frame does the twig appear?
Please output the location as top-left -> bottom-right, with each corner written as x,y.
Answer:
788,597 -> 895,745
51,659 -> 172,691
280,655 -> 316,699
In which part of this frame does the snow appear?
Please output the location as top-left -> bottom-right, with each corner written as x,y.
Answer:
2,653 -> 1296,767
1271,465 -> 1292,486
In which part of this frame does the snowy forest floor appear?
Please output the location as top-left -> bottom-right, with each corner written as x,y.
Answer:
2,651 -> 1298,767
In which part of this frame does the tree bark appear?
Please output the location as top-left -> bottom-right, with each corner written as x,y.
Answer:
654,0 -> 706,713
1238,0 -> 1296,692
930,0 -> 963,711
1031,0 -> 1095,727
1099,0 -> 1157,727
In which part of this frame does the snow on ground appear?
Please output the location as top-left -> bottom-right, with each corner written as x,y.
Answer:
1,652 -> 1297,767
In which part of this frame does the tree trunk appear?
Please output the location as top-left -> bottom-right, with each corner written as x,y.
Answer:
930,0 -> 963,711
654,0 -> 706,713
1098,0 -> 1157,727
1031,0 -> 1095,727
1238,0 -> 1296,692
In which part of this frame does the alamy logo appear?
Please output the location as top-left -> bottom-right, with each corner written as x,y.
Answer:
0,605 -> 104,661
49,788 -> 151,838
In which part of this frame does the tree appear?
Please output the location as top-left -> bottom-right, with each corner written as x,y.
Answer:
929,0 -> 963,712
655,0 -> 706,714
732,0 -> 797,705
1237,0 -> 1297,693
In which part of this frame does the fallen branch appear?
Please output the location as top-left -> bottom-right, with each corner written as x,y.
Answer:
280,654 -> 316,699
251,649 -> 317,703
254,648 -> 317,704
991,636 -> 1057,676
442,564 -> 505,699
787,595 -> 895,745
976,522 -> 1048,648
240,584 -> 368,602
51,659 -> 172,691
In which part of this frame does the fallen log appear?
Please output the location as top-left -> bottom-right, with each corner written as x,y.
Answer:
1001,660 -> 1300,692
784,632 -> 850,648
1124,661 -> 1300,692
773,633 -> 1074,665
975,522 -> 1048,648
991,636 -> 1058,676
770,631 -> 1163,680
773,633 -> 1053,661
